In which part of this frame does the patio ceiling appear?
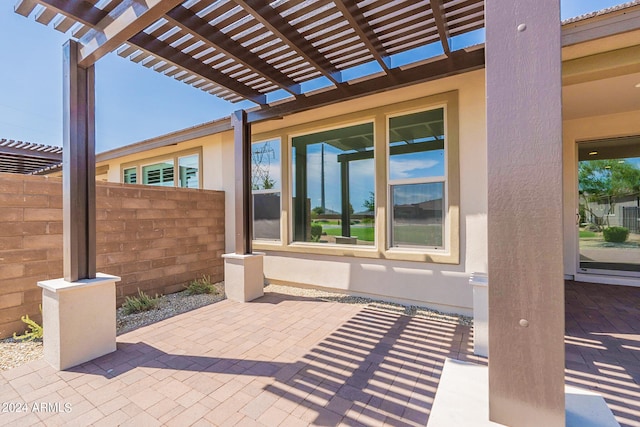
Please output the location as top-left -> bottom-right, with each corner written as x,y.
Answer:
15,0 -> 485,122
0,139 -> 63,174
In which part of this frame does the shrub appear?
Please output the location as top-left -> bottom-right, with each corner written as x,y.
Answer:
603,226 -> 629,243
311,223 -> 323,241
186,275 -> 218,295
13,305 -> 43,342
121,289 -> 160,315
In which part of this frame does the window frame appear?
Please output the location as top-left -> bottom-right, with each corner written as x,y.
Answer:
120,147 -> 203,189
251,91 -> 459,264
289,119 -> 377,248
387,105 -> 449,252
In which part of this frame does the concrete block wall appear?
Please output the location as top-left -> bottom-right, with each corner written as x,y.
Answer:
0,173 -> 225,339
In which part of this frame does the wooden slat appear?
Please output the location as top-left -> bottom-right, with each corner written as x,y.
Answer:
35,6 -> 57,25
333,0 -> 390,70
14,0 -> 38,17
129,32 -> 267,104
235,0 -> 343,85
35,0 -> 109,27
166,5 -> 302,96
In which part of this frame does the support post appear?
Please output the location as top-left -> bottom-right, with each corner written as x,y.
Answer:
41,40 -> 118,371
232,109 -> 252,254
63,39 -> 96,282
486,1 -> 564,426
224,109 -> 264,302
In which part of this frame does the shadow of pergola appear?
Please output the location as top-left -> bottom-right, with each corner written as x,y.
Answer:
68,300 -> 477,425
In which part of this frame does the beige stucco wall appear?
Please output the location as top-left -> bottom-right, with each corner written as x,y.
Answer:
97,70 -> 488,314
562,109 -> 640,281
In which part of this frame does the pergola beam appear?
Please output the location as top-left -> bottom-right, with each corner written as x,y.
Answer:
430,0 -> 452,55
248,47 -> 485,123
165,6 -> 301,96
78,0 -> 184,68
235,0 -> 344,86
128,32 -> 267,105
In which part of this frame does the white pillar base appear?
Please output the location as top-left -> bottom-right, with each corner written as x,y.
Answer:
470,272 -> 489,357
223,252 -> 265,302
427,359 -> 620,427
38,273 -> 120,371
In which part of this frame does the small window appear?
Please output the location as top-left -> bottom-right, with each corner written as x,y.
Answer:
252,139 -> 281,240
123,167 -> 137,184
143,160 -> 175,187
292,122 -> 375,245
389,108 -> 446,248
178,154 -> 199,188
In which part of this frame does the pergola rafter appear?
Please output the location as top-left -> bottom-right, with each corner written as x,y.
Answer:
430,0 -> 452,55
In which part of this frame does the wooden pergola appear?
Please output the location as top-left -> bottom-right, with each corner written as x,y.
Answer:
0,139 -> 63,174
16,1 -> 566,425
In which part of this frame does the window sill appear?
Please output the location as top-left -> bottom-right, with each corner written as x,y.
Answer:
252,241 -> 459,264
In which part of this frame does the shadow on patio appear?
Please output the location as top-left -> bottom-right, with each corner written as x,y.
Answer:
1,291 -> 477,426
565,281 -> 640,427
2,283 -> 638,426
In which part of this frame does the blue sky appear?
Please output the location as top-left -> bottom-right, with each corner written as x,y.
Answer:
0,0 -> 628,153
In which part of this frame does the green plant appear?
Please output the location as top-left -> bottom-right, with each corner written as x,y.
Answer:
13,305 -> 43,341
121,289 -> 160,315
603,226 -> 629,243
186,275 -> 218,295
311,223 -> 323,241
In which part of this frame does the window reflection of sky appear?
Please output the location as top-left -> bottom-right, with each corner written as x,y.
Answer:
389,151 -> 444,180
302,140 -> 375,214
393,182 -> 443,206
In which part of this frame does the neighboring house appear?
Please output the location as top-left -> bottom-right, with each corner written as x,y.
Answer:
89,3 -> 640,311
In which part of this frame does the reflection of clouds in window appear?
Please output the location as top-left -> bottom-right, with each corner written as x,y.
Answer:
389,156 -> 442,180
393,182 -> 443,205
349,159 -> 375,210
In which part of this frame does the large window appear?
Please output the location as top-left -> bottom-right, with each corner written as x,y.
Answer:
251,92 -> 459,263
389,108 -> 446,248
252,139 -> 281,240
122,149 -> 201,189
292,122 -> 375,245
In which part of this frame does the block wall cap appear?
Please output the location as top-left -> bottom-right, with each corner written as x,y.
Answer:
222,252 -> 266,260
38,273 -> 121,293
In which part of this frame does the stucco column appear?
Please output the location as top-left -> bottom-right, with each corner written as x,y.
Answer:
486,1 -> 565,426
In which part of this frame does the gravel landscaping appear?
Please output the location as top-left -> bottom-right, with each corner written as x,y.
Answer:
1,282 -> 471,371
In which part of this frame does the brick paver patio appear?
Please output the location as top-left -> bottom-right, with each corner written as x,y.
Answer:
1,282 -> 638,426
565,281 -> 640,427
